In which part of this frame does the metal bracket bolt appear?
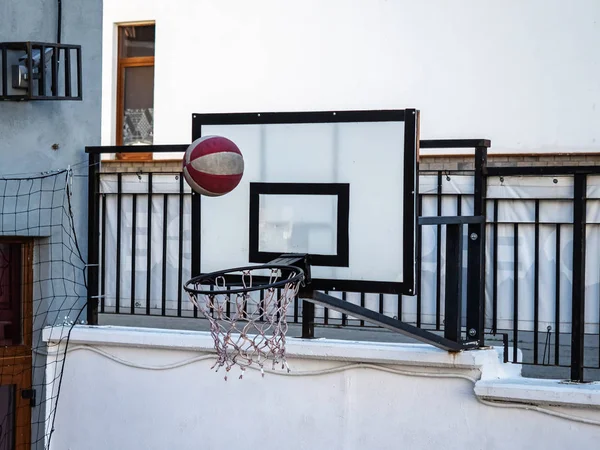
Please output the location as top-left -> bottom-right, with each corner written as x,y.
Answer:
468,328 -> 477,337
470,233 -> 478,241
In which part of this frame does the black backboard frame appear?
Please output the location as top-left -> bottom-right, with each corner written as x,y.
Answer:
191,109 -> 419,295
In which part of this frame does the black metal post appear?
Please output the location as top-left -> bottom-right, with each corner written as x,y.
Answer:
145,173 -> 153,315
115,173 -> 122,314
571,173 -> 587,382
302,300 -> 315,339
190,119 -> 202,318
466,146 -> 487,345
26,42 -> 33,100
444,224 -> 463,343
86,152 -> 100,325
1,45 -> 7,97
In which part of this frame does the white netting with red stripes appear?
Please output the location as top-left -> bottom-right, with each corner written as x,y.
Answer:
187,268 -> 302,380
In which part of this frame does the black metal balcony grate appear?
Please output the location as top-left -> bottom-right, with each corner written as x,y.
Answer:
0,41 -> 82,101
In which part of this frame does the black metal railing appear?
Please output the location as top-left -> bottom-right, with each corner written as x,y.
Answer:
85,143 -> 600,381
0,41 -> 82,101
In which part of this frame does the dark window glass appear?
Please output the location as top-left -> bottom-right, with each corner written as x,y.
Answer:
119,25 -> 155,58
0,244 -> 22,346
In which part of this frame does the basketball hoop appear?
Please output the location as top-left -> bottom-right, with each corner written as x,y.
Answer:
183,264 -> 305,380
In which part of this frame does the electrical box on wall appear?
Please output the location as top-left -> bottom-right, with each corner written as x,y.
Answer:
0,42 -> 82,101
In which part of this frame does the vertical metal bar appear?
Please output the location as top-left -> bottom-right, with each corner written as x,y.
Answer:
177,176 -> 184,317
51,45 -> 58,96
115,173 -> 122,314
191,118 -> 202,316
191,190 -> 200,319
1,45 -> 7,97
403,109 -> 418,296
100,193 -> 107,314
513,223 -> 519,362
555,223 -> 561,365
571,174 -> 587,382
64,47 -> 71,97
76,47 -> 82,98
466,146 -> 487,345
145,173 -> 153,315
415,185 -> 423,296
435,172 -> 442,330
293,292 -> 299,323
341,292 -> 347,326
533,200 -> 540,363
161,195 -> 168,316
86,152 -> 100,325
360,293 -> 365,327
492,200 -> 498,333
259,289 -> 265,322
26,42 -> 33,99
302,300 -> 315,338
38,45 -> 46,96
130,194 -> 137,314
444,224 -> 463,343
397,294 -> 403,323
415,185 -> 423,309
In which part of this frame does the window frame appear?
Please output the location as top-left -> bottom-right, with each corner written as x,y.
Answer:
115,23 -> 155,160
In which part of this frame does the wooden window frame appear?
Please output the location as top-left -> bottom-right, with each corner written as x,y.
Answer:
0,237 -> 33,449
115,23 -> 155,161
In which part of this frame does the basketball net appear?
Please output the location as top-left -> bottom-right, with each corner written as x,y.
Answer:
186,267 -> 302,380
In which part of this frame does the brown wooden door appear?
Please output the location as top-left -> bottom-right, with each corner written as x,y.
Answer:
0,239 -> 33,449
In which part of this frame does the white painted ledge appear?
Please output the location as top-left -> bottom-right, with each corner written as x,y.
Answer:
43,325 -> 504,370
43,325 -> 600,410
475,378 -> 600,409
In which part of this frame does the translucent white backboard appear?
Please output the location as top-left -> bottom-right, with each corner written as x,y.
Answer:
191,110 -> 419,294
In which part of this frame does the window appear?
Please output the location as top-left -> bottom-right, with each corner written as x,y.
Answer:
116,23 -> 155,160
0,239 -> 33,449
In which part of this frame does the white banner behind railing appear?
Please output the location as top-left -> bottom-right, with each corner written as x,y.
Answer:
98,173 -> 600,334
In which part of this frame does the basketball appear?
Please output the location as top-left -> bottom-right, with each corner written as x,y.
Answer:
182,135 -> 245,196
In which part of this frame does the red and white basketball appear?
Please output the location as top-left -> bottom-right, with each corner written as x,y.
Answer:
182,136 -> 244,197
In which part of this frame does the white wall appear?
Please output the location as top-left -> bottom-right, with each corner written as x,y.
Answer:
102,0 -> 600,155
46,326 -> 600,450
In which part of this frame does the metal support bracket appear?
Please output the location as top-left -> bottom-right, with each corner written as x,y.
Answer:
303,291 -> 467,352
21,388 -> 36,407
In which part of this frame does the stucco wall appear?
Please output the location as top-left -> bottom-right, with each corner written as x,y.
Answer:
0,0 -> 102,256
1,3 -> 102,447
101,0 -> 600,156
45,326 -> 600,450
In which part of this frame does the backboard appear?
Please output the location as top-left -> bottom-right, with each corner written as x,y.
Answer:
191,109 -> 419,295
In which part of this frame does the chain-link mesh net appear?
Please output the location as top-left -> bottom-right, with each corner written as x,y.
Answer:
0,169 -> 86,449
185,266 -> 304,380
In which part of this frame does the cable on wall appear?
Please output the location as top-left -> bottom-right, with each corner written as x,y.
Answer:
41,344 -> 600,428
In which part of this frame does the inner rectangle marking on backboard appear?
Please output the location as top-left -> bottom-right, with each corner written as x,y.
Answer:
249,182 -> 350,267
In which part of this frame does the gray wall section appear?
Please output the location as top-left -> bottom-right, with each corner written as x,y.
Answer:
0,0 -> 102,297
0,1 -> 102,447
